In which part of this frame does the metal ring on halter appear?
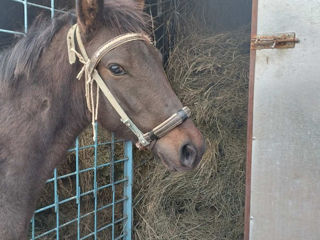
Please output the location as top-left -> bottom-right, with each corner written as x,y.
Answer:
67,24 -> 191,149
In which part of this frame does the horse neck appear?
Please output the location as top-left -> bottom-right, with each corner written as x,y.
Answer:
0,24 -> 90,237
28,24 -> 90,168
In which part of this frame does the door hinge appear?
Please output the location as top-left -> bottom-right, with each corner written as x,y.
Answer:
251,32 -> 299,50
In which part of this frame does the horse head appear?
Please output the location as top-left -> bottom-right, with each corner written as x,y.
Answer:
73,0 -> 205,171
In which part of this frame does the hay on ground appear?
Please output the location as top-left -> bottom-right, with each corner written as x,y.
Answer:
133,25 -> 250,240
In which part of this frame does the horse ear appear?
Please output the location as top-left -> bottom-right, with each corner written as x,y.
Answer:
135,0 -> 145,11
77,0 -> 104,34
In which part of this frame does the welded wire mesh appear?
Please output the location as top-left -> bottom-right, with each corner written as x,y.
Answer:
29,127 -> 133,240
145,0 -> 192,62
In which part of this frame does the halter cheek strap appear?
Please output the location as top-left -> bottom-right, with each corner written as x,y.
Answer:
67,24 -> 191,149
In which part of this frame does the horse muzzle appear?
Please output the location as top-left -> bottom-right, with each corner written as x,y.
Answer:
152,119 -> 205,171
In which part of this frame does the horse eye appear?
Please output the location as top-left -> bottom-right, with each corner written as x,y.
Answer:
108,64 -> 126,76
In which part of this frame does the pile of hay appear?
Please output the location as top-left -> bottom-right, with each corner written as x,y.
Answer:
133,25 -> 250,240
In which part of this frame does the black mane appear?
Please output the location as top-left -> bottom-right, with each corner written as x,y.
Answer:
0,13 -> 74,86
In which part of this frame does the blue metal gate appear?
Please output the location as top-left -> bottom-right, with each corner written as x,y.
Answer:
0,1 -> 133,239
29,125 -> 133,240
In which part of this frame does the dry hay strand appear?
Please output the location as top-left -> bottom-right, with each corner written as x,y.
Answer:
133,25 -> 250,240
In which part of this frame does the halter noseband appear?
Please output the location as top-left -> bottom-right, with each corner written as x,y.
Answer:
67,24 -> 191,149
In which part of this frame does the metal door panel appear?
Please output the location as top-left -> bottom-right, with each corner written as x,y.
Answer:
248,1 -> 320,239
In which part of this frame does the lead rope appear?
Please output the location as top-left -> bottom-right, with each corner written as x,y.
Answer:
67,24 -> 153,145
70,48 -> 100,141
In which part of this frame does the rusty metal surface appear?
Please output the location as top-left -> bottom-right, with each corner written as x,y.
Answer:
251,32 -> 299,50
249,0 -> 320,239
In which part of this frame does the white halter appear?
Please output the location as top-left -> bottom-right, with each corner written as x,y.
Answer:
67,24 -> 191,149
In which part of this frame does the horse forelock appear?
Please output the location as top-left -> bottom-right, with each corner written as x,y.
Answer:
102,0 -> 150,35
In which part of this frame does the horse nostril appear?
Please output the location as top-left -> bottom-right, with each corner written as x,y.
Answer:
181,144 -> 197,168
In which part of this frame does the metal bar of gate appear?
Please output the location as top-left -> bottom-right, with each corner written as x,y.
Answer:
123,141 -> 133,240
